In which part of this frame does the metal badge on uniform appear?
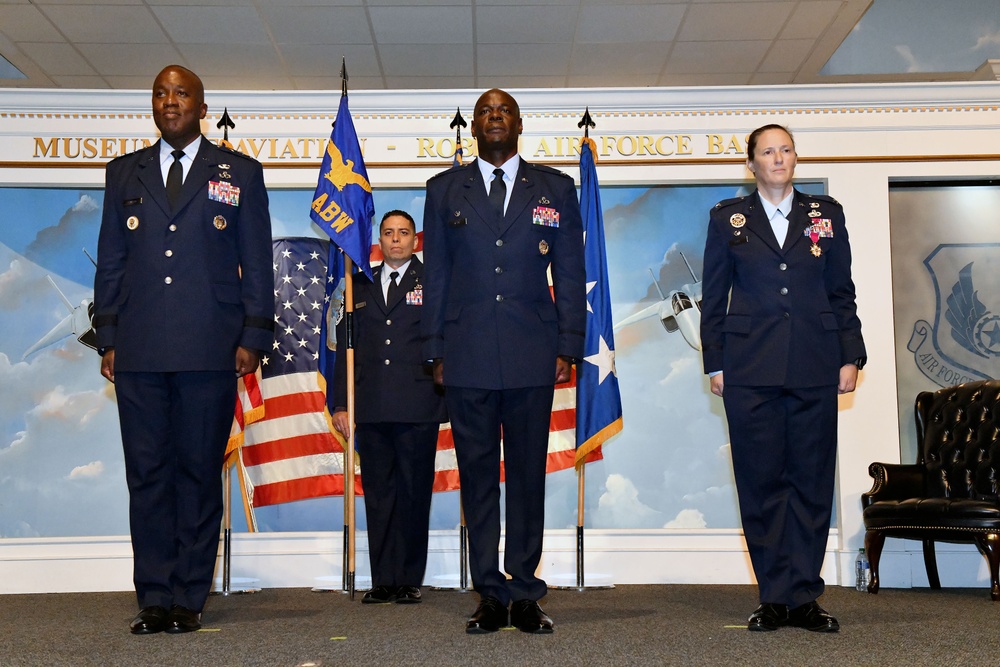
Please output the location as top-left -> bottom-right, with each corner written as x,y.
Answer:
810,202 -> 820,208
213,215 -> 227,230
218,171 -> 231,180
539,239 -> 550,255
219,163 -> 231,170
126,215 -> 139,230
208,180 -> 240,206
123,197 -> 142,207
406,287 -> 423,306
533,206 -> 559,227
730,213 -> 746,228
539,197 -> 550,205
808,210 -> 821,218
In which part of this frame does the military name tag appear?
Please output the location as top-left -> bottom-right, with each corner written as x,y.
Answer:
208,180 -> 240,206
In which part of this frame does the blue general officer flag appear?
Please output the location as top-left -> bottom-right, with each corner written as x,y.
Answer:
310,94 -> 375,281
575,138 -> 623,464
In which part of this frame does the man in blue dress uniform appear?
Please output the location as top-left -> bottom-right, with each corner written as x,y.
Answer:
421,89 -> 586,634
94,65 -> 274,635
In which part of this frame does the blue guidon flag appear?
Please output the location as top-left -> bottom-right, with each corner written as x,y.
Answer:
575,138 -> 623,464
310,94 -> 375,280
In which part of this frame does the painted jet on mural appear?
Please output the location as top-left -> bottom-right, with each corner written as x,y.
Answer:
22,251 -> 97,360
613,251 -> 703,351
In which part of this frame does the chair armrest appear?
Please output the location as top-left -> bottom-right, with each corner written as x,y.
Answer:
861,462 -> 926,508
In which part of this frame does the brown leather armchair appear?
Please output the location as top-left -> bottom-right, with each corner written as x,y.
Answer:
862,379 -> 1000,600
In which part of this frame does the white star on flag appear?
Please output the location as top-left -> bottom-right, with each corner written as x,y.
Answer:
583,334 -> 616,385
585,280 -> 597,313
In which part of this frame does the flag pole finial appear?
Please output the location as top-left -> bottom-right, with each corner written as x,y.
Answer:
340,57 -> 348,97
578,107 -> 596,138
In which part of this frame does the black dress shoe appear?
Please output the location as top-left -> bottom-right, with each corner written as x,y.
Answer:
164,605 -> 201,634
362,585 -> 399,604
747,603 -> 788,632
510,599 -> 554,634
466,596 -> 509,634
787,601 -> 839,633
130,606 -> 169,635
395,585 -> 422,604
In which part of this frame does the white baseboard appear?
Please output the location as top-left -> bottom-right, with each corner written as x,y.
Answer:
0,530 -> 993,595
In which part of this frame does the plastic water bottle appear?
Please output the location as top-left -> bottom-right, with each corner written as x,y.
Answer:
855,548 -> 870,591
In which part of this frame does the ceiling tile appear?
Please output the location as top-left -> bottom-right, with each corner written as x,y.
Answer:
749,71 -> 795,84
280,44 -> 381,77
175,43 -> 285,76
76,42 -> 182,76
17,41 -> 95,75
566,72 -> 662,87
570,42 -> 670,75
369,6 -> 473,45
0,6 -> 63,41
152,6 -> 271,44
200,74 -> 293,89
42,5 -> 167,43
383,75 -> 476,88
475,6 -> 576,43
477,43 -> 571,76
677,1 -> 795,41
758,38 -> 814,72
260,6 -> 372,45
50,74 -> 111,87
781,1 -> 843,39
292,75 -> 386,90
576,4 -> 685,43
665,40 -> 771,74
378,43 -> 473,77
658,72 -> 754,86
476,75 -> 569,88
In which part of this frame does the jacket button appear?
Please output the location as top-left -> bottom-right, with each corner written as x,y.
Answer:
384,359 -> 390,366
496,295 -> 503,302
495,266 -> 502,274
169,224 -> 177,232
496,239 -> 504,247
779,263 -> 787,271
386,319 -> 392,326
165,249 -> 173,257
164,276 -> 172,285
779,287 -> 788,295
784,312 -> 790,319
385,339 -> 391,345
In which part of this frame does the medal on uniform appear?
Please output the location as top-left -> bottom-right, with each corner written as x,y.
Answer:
126,215 -> 139,230
809,229 -> 821,257
214,215 -> 227,230
730,213 -> 746,228
539,239 -> 550,255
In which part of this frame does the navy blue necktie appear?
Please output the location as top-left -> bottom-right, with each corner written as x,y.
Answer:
166,149 -> 184,210
488,167 -> 506,219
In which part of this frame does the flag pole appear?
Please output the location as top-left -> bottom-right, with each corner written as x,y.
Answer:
343,253 -> 357,599
551,107 -> 618,592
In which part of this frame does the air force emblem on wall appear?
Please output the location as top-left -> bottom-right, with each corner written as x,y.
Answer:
908,244 -> 1000,386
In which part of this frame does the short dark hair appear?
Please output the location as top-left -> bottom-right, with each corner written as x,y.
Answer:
379,209 -> 416,232
746,124 -> 794,160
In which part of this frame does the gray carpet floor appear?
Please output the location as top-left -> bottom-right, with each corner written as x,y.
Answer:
1,584 -> 997,666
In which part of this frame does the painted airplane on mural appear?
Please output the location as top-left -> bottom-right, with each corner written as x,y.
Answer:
613,251 -> 703,351
22,250 -> 97,360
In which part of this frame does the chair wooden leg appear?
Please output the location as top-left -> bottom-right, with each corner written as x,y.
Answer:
973,533 -> 1000,601
922,539 -> 941,589
864,529 -> 885,595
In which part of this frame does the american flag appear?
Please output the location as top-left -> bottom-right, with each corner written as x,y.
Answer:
238,237 -> 350,507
